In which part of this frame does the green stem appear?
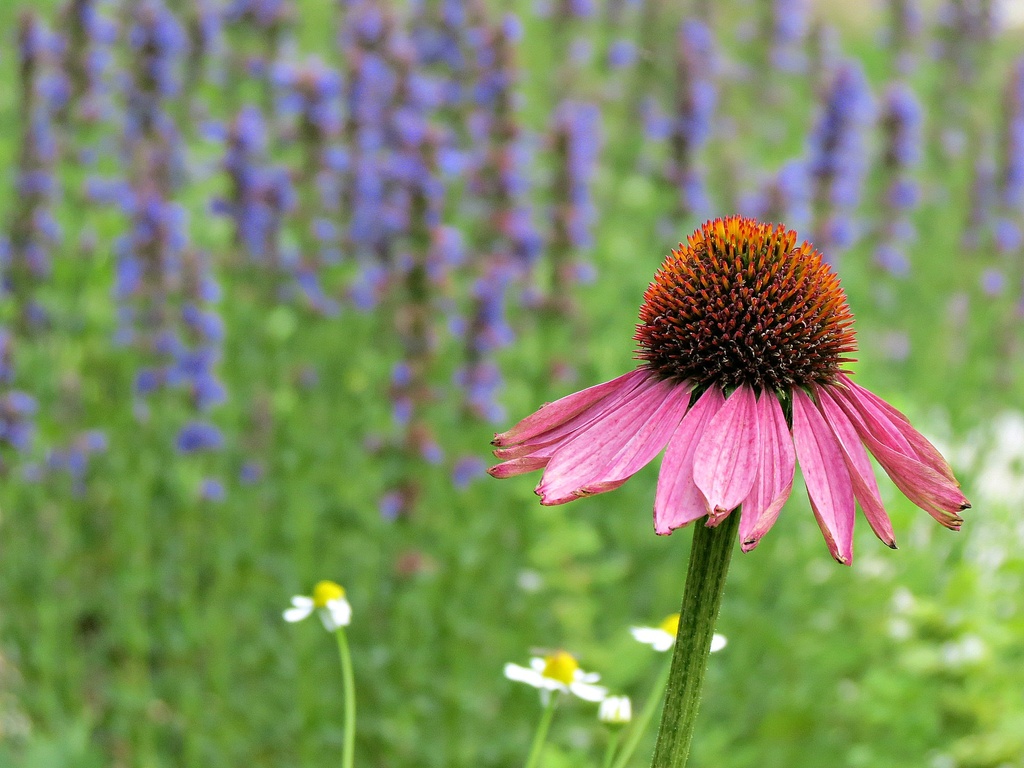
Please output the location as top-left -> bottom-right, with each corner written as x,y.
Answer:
335,628 -> 357,768
610,657 -> 672,768
602,728 -> 622,768
650,513 -> 739,768
524,692 -> 559,768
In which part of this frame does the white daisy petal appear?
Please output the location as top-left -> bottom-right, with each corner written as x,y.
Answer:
570,681 -> 608,702
529,657 -> 547,672
326,598 -> 352,628
710,633 -> 727,653
504,663 -> 542,686
631,626 -> 674,651
283,604 -> 314,623
318,607 -> 341,632
575,670 -> 601,684
630,626 -> 660,642
652,634 -> 674,652
290,595 -> 314,609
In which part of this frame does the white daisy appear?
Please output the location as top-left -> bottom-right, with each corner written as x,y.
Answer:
598,695 -> 632,725
283,580 -> 352,632
504,650 -> 607,703
630,613 -> 726,654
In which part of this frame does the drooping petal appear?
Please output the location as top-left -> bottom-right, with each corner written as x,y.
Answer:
693,384 -> 760,523
489,370 -> 654,478
492,369 -> 647,447
833,388 -> 969,528
324,598 -> 352,629
491,379 -> 643,459
487,455 -> 550,479
859,439 -> 967,529
578,384 -> 691,496
537,376 -> 690,505
837,374 -> 957,483
739,391 -> 796,552
792,388 -> 855,564
654,387 -> 725,534
815,385 -> 896,548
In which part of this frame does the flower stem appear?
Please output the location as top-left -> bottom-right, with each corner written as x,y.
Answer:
524,692 -> 559,768
650,512 -> 739,767
334,627 -> 357,768
610,656 -> 672,768
602,729 -> 622,768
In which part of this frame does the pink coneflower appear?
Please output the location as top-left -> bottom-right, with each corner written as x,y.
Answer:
489,217 -> 969,564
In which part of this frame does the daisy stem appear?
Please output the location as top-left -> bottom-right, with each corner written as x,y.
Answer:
334,627 -> 356,768
523,691 -> 559,768
650,513 -> 739,768
602,729 -> 623,768
609,656 -> 672,768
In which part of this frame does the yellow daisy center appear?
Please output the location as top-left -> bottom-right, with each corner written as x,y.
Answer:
312,580 -> 346,608
541,651 -> 579,685
658,613 -> 681,636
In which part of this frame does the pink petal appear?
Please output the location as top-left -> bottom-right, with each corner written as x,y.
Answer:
837,373 -> 910,423
739,391 -> 796,552
654,387 -> 725,534
578,385 -> 692,496
492,369 -> 647,447
814,385 -> 896,548
693,384 -> 760,523
833,389 -> 969,528
858,439 -> 968,529
837,374 -> 957,483
792,388 -> 855,565
487,456 -> 550,479
536,376 -> 691,505
490,370 -> 651,462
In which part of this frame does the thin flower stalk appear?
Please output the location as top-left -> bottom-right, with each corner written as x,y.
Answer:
335,626 -> 357,768
523,692 -> 558,768
609,658 -> 670,768
599,696 -> 631,768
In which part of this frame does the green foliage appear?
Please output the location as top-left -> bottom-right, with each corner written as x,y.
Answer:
1,1 -> 1023,767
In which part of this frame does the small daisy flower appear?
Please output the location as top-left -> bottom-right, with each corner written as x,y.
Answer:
631,613 -> 727,653
283,580 -> 352,631
599,695 -> 633,725
489,217 -> 970,564
504,650 -> 608,703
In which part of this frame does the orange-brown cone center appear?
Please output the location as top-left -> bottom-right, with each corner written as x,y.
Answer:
635,217 -> 857,392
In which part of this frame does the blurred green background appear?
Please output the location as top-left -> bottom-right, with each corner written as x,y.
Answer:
1,0 -> 1023,766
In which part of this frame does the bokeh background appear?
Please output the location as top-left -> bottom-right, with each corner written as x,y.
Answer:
1,0 -> 1023,766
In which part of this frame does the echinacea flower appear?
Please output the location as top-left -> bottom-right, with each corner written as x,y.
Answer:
504,650 -> 608,703
599,695 -> 633,725
490,217 -> 969,564
284,580 -> 352,631
631,613 -> 727,653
